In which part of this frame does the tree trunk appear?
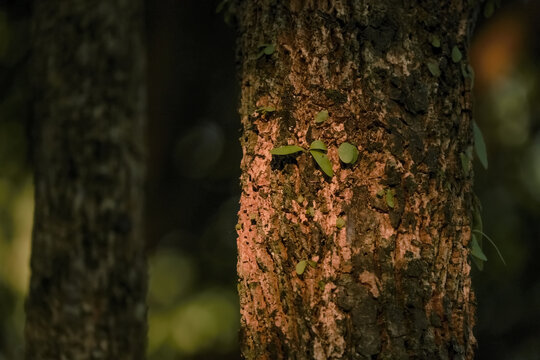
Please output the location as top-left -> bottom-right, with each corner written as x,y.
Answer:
25,1 -> 147,359
236,1 -> 478,359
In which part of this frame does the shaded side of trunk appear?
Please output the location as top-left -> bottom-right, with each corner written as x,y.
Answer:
236,1 -> 478,359
25,1 -> 147,359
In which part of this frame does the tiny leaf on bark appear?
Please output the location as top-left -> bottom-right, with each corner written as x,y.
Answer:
310,150 -> 334,177
470,234 -> 487,261
385,189 -> 395,208
431,35 -> 441,48
473,121 -> 488,169
296,260 -> 308,275
271,145 -> 304,155
315,110 -> 329,124
451,46 -> 462,63
338,142 -> 359,164
427,61 -> 441,77
310,140 -> 327,152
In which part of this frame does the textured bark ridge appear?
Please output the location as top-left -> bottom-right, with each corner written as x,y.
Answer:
25,1 -> 147,359
236,1 -> 478,359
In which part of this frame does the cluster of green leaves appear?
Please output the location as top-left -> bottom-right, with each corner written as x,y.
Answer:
271,140 -> 359,177
296,259 -> 317,275
256,43 -> 275,59
376,188 -> 395,209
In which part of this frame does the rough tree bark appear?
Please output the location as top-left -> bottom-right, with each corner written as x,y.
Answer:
236,1 -> 478,359
25,1 -> 147,359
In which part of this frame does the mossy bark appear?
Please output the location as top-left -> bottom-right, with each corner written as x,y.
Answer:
236,1 -> 478,359
25,1 -> 147,359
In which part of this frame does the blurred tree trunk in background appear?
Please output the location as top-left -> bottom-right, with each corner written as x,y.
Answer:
236,1 -> 479,359
25,1 -> 147,359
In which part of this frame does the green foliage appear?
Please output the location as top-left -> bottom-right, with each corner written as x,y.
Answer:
426,60 -> 441,77
474,230 -> 506,266
270,145 -> 304,155
473,121 -> 488,169
471,233 -> 488,261
309,140 -> 327,152
452,46 -> 462,63
256,43 -> 275,59
256,105 -> 276,114
310,150 -> 333,177
385,189 -> 395,208
431,35 -> 441,48
296,259 -> 317,275
295,260 -> 308,275
338,142 -> 359,164
336,217 -> 346,229
315,110 -> 329,124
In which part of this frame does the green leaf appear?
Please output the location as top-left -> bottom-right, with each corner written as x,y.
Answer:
256,106 -> 276,114
315,110 -> 329,124
426,61 -> 441,77
472,256 -> 484,271
308,260 -> 317,268
472,205 -> 483,234
310,150 -> 334,177
452,46 -> 462,63
473,121 -> 488,169
296,260 -> 308,275
484,1 -> 495,18
385,189 -> 395,209
431,35 -> 441,48
270,145 -> 304,155
310,140 -> 327,152
306,206 -> 315,217
470,234 -> 488,261
263,43 -> 275,55
256,44 -> 276,59
474,230 -> 506,266
338,142 -> 359,164
376,189 -> 385,197
336,217 -> 346,229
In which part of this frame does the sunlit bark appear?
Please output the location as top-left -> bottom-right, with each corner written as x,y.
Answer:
236,1 -> 478,358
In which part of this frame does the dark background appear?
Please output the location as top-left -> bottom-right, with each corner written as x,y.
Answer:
0,1 -> 538,359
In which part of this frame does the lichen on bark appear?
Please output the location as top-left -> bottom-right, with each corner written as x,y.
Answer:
236,1 -> 479,359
